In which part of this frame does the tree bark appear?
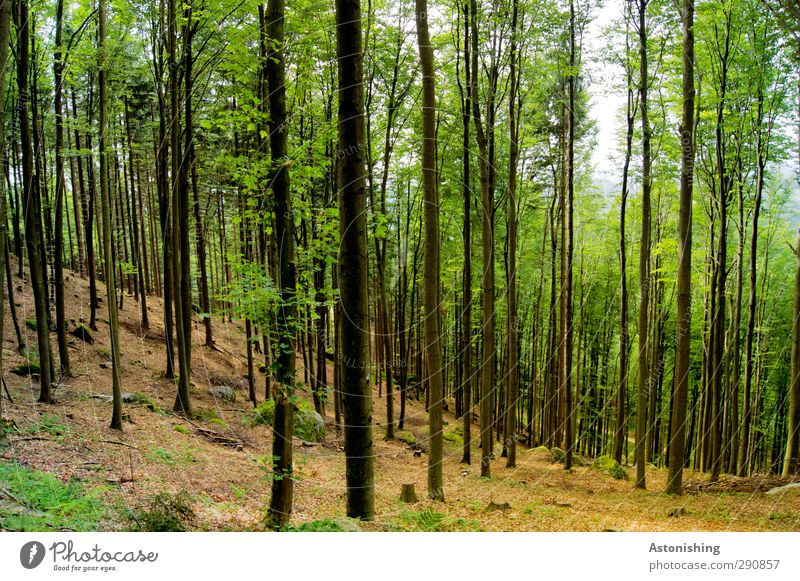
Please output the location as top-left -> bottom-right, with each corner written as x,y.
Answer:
336,0 -> 375,520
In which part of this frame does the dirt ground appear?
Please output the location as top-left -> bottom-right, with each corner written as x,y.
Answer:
2,262 -> 800,531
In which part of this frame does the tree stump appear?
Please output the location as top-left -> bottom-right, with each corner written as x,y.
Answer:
400,483 -> 418,503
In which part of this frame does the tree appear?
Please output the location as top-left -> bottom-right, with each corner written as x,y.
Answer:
416,0 -> 445,501
666,0 -> 695,495
97,0 -> 124,430
505,0 -> 520,469
0,0 -> 11,437
634,0 -> 653,489
337,0 -> 375,520
15,0 -> 54,404
264,0 -> 296,527
785,231 -> 800,474
53,0 -> 71,376
613,0 -> 637,465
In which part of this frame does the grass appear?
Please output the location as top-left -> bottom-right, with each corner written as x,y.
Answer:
0,461 -> 106,531
28,413 -> 70,438
392,509 -> 482,532
145,445 -> 201,467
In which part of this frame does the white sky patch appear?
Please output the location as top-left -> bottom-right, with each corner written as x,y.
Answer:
586,0 -> 625,184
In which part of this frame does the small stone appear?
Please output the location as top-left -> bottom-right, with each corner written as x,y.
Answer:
208,385 -> 236,403
486,501 -> 511,512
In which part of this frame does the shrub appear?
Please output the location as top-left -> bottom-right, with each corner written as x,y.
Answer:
128,492 -> 195,532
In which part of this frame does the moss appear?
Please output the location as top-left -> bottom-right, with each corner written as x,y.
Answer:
443,429 -> 463,444
25,318 -> 37,331
173,425 -> 191,435
591,455 -> 629,480
396,430 -> 417,447
247,398 -> 325,442
551,447 -> 566,462
70,324 -> 95,344
10,362 -> 40,376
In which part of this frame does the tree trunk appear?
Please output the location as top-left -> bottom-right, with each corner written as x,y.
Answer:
416,0 -> 444,501
336,0 -> 375,520
53,0 -> 71,376
784,230 -> 800,474
16,0 -> 54,404
98,0 -> 124,429
666,1 -> 694,485
265,0 -> 296,527
635,0 -> 652,489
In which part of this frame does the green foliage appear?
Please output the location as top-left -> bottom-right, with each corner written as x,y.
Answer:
173,425 -> 191,435
10,362 -> 40,376
145,446 -> 199,467
127,492 -> 195,532
394,509 -> 482,532
280,518 -> 361,532
29,413 -> 70,437
24,318 -> 37,331
0,461 -> 106,531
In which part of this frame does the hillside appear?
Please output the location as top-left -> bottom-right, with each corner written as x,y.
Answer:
1,262 -> 799,532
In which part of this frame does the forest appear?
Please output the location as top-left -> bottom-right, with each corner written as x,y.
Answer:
0,0 -> 799,533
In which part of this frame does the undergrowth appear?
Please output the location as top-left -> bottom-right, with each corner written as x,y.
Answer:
0,461 -> 106,531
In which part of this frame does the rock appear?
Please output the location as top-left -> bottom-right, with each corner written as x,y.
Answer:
486,501 -> 511,512
766,483 -> 800,496
331,518 -> 362,532
400,483 -> 418,503
295,408 -> 325,442
250,399 -> 325,442
668,507 -> 687,517
551,447 -> 566,462
208,385 -> 236,403
591,455 -> 629,480
91,394 -> 113,403
70,324 -> 95,344
397,430 -> 417,447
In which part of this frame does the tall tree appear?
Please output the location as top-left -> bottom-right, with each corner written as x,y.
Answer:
614,0 -> 637,464
336,0 -> 375,520
505,0 -> 520,469
458,0 -> 473,466
265,0 -> 296,527
0,0 -> 11,436
416,0 -> 444,501
98,0 -> 124,429
785,230 -> 800,474
15,0 -> 54,404
53,0 -> 71,376
634,0 -> 652,489
666,0 -> 695,495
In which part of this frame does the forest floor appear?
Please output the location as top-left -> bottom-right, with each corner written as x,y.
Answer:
2,261 -> 800,532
